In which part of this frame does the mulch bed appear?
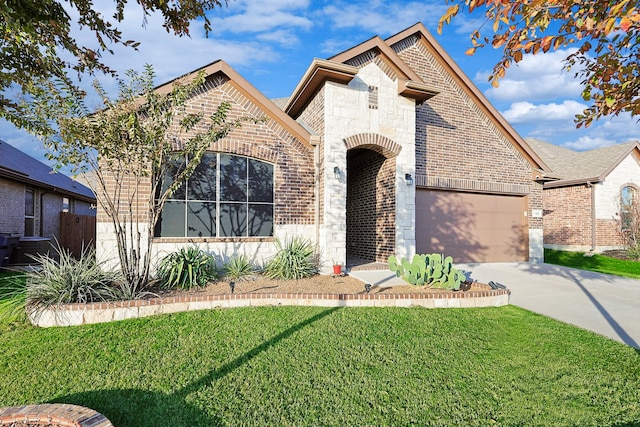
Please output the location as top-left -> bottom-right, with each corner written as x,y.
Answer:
149,274 -> 482,299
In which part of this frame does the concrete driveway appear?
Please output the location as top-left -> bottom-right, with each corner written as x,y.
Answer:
458,262 -> 640,349
351,262 -> 640,348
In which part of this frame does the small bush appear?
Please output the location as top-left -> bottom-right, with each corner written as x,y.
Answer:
26,242 -> 124,307
264,237 -> 318,280
156,246 -> 216,289
223,255 -> 255,281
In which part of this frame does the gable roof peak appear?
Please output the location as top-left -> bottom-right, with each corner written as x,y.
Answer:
329,35 -> 424,83
153,60 -> 314,148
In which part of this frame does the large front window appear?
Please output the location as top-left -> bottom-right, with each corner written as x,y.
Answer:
155,153 -> 274,238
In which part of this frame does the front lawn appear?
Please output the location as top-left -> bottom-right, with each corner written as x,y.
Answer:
545,248 -> 640,279
1,306 -> 639,426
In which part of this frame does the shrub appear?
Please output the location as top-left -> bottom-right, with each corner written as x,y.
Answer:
156,246 -> 216,290
264,237 -> 318,280
223,255 -> 255,281
26,242 -> 124,307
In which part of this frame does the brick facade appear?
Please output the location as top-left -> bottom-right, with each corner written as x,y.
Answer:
543,185 -> 593,247
346,149 -> 396,263
0,178 -> 25,235
1,176 -> 94,240
390,32 -> 544,260
96,69 -> 317,268
542,153 -> 640,252
393,37 -> 534,191
96,24 -> 548,269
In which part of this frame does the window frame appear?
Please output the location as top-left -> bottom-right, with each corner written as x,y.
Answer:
155,152 -> 275,239
620,184 -> 638,231
24,188 -> 35,237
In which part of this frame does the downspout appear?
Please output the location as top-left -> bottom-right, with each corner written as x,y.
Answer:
588,182 -> 596,252
313,144 -> 322,245
313,139 -> 321,247
39,191 -> 49,237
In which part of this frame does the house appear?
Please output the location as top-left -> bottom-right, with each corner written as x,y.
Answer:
96,22 -> 551,271
527,138 -> 640,253
0,139 -> 96,264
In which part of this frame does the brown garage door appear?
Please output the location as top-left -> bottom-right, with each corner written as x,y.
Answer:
416,190 -> 528,262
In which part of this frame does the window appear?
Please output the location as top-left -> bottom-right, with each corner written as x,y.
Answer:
62,197 -> 70,213
24,188 -> 35,237
155,153 -> 274,238
621,185 -> 636,230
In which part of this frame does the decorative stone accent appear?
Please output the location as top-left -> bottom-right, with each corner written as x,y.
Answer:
0,404 -> 113,427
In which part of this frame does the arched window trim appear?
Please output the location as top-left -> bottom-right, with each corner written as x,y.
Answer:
155,152 -> 275,238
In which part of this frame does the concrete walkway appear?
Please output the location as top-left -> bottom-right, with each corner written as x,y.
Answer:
350,263 -> 640,349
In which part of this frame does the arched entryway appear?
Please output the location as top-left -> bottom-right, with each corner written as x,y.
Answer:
344,134 -> 400,267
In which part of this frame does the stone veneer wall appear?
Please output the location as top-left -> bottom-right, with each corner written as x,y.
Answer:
96,74 -> 317,268
320,61 -> 416,267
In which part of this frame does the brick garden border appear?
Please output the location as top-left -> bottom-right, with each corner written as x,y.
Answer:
30,284 -> 510,327
0,404 -> 113,427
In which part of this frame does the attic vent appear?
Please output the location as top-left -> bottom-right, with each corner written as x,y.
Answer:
368,86 -> 378,109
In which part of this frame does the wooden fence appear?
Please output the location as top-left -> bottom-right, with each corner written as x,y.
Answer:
59,212 -> 96,258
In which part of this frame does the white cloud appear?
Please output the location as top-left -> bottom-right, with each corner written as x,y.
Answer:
208,0 -> 313,34
517,112 -> 640,152
502,100 -> 586,124
256,29 -> 301,47
479,49 -> 583,102
321,1 -> 447,35
561,136 -> 616,151
0,120 -> 52,166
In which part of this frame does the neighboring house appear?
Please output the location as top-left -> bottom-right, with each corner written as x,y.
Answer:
0,139 -> 96,264
96,22 -> 551,271
527,138 -> 640,253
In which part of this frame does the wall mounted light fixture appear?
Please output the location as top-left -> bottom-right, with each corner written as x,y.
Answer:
405,173 -> 414,186
334,166 -> 344,182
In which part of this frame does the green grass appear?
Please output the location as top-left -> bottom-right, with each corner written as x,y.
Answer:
1,306 -> 639,426
545,248 -> 640,279
0,271 -> 27,324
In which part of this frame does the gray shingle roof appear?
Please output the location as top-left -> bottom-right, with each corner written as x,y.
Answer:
526,138 -> 640,187
0,139 -> 95,201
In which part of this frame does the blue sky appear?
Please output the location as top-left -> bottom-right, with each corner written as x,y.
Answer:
2,0 -> 639,166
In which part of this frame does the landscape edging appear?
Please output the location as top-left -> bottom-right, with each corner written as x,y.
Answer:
29,287 -> 511,327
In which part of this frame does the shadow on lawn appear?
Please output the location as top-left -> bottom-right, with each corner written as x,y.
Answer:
521,262 -> 640,349
54,307 -> 341,426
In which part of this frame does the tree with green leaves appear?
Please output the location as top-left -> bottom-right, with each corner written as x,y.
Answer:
439,0 -> 640,128
24,65 -> 248,289
1,0 -> 224,131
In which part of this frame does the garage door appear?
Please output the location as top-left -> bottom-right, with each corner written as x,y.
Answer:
416,190 -> 528,262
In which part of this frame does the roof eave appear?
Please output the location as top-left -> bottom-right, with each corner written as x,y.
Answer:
599,141 -> 640,179
544,177 -> 603,188
398,79 -> 439,103
329,37 -> 425,84
285,59 -> 359,119
149,60 -> 316,149
0,169 -> 96,202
